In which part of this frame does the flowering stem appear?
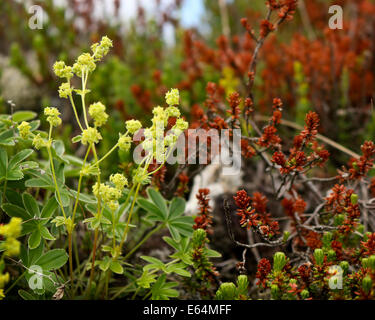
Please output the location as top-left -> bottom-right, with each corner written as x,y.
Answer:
87,144 -> 102,297
119,183 -> 141,253
68,90 -> 84,132
69,145 -> 91,296
46,144 -> 67,220
81,70 -> 89,128
90,142 -> 119,168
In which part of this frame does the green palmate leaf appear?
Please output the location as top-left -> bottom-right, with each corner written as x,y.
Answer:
137,198 -> 165,221
35,249 -> 68,270
28,230 -> 42,249
12,111 -> 37,122
147,188 -> 168,218
22,193 -> 40,218
40,197 -> 59,223
165,263 -> 191,277
137,271 -> 157,289
21,220 -> 38,236
25,178 -> 54,188
110,261 -> 124,274
1,203 -> 31,220
168,197 -> 185,219
151,274 -> 179,300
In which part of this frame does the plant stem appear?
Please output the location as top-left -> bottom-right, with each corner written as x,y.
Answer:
87,144 -> 102,297
123,224 -> 164,261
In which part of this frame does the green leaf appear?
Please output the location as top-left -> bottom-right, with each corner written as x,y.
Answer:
22,193 -> 40,217
137,198 -> 165,221
110,261 -> 124,274
55,189 -> 70,207
28,230 -> 41,249
35,249 -> 68,270
0,148 -> 8,179
72,135 -> 82,143
40,197 -> 58,223
205,249 -> 222,258
2,203 -> 31,220
0,129 -> 15,146
25,178 -> 54,188
151,274 -> 179,300
40,226 -> 56,240
168,225 -> 181,242
12,111 -> 37,122
18,289 -> 38,300
147,188 -> 168,218
6,169 -> 24,180
168,197 -> 185,219
8,149 -> 33,170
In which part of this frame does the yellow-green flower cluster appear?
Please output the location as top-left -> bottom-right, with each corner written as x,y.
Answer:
139,89 -> 188,162
125,119 -> 142,134
53,61 -> 73,79
32,134 -> 46,150
17,121 -> 31,139
110,173 -> 128,190
58,82 -> 73,99
165,88 -> 180,106
44,107 -> 62,127
81,127 -> 102,145
166,106 -> 180,118
0,272 -> 9,300
91,36 -> 113,60
73,53 -> 96,77
0,217 -> 22,257
89,102 -> 108,127
118,134 -> 132,152
93,175 -> 125,211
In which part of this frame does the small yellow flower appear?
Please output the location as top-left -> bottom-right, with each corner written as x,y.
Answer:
89,102 -> 108,127
81,127 -> 102,145
0,217 -> 22,238
17,121 -> 31,139
118,134 -> 132,152
3,237 -> 20,257
125,119 -> 142,134
32,133 -> 46,150
91,36 -> 113,60
58,82 -> 73,99
73,53 -> 96,76
107,200 -> 119,212
166,106 -> 181,118
110,173 -> 128,190
0,289 -> 5,300
165,88 -> 180,106
0,273 -> 10,288
44,107 -> 62,127
53,61 -> 73,79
